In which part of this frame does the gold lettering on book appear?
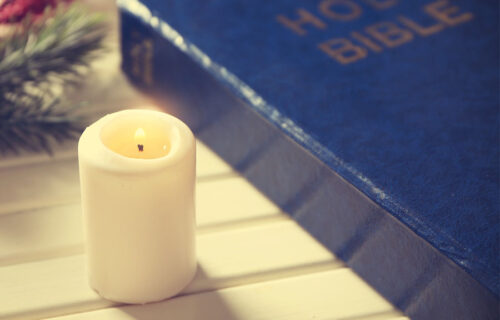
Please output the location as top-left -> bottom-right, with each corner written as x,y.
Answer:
276,9 -> 327,35
365,21 -> 413,48
319,38 -> 367,64
319,0 -> 362,22
350,31 -> 383,52
425,0 -> 473,26
398,15 -> 444,37
276,0 -> 475,65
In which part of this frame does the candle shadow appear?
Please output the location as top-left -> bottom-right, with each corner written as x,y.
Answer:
115,264 -> 240,319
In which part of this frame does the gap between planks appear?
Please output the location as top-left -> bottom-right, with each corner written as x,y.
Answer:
0,140 -> 235,216
0,220 -> 346,320
44,269 -> 407,320
0,216 -> 290,268
0,175 -> 288,267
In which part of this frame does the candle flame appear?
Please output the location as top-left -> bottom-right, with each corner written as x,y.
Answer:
135,128 -> 146,140
135,128 -> 145,152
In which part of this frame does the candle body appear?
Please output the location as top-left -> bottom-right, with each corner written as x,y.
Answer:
78,109 -> 196,304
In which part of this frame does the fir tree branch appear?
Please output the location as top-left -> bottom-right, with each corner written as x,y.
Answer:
0,2 -> 108,155
0,97 -> 83,154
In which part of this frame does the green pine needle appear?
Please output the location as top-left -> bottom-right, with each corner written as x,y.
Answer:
0,98 -> 83,154
0,2 -> 108,155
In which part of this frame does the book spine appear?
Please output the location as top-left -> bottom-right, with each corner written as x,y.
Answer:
119,9 -> 225,132
117,7 -> 498,319
120,10 -> 156,91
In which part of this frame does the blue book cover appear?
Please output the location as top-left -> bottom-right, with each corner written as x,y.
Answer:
118,0 -> 499,318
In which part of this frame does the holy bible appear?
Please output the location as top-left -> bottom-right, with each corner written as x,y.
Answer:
118,0 -> 499,318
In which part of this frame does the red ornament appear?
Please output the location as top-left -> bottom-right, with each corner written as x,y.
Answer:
0,0 -> 70,23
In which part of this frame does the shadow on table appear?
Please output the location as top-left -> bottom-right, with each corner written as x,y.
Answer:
118,264 -> 240,320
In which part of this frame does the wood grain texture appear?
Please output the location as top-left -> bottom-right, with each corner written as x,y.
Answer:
0,221 -> 342,320
48,269 -> 406,320
0,177 -> 284,266
0,140 -> 233,215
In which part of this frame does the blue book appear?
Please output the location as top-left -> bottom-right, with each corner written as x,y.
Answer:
118,0 -> 499,318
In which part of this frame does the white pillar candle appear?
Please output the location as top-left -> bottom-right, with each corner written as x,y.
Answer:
78,109 -> 196,304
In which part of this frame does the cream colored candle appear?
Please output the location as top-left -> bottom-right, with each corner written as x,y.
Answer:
78,109 -> 196,304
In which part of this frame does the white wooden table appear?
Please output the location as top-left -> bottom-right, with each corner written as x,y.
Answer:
0,2 -> 408,319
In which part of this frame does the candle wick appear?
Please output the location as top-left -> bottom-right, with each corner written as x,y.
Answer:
138,144 -> 144,152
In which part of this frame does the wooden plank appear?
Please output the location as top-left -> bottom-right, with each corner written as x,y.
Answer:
0,176 -> 283,266
196,176 -> 284,230
0,140 -> 233,215
196,142 -> 234,179
186,221 -> 341,294
0,138 -> 230,175
0,142 -> 77,169
0,204 -> 82,267
0,159 -> 80,215
47,269 -> 405,320
0,220 -> 342,320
